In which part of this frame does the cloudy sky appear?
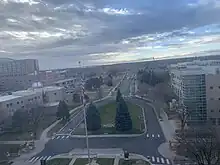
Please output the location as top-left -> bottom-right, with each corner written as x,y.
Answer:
0,0 -> 220,69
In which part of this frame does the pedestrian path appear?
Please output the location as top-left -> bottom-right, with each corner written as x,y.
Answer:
146,156 -> 170,164
51,135 -> 70,140
146,133 -> 161,139
28,155 -> 52,164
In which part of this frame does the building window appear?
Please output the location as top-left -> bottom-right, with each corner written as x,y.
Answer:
219,86 -> 220,89
218,119 -> 220,125
210,86 -> 213,89
10,103 -> 12,106
17,101 -> 19,104
54,93 -> 57,95
210,118 -> 216,125
21,101 -> 23,104
6,104 -> 9,108
211,109 -> 214,112
22,106 -> 24,108
35,96 -> 37,100
210,98 -> 214,100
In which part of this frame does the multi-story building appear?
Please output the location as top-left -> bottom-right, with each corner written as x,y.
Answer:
169,60 -> 220,126
0,58 -> 39,91
0,85 -> 64,122
0,58 -> 39,76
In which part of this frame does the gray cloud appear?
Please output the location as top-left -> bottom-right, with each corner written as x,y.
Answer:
0,0 -> 220,69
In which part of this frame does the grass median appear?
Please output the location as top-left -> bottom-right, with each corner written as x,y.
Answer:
73,101 -> 145,135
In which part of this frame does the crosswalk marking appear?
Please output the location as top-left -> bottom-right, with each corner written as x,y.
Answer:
28,157 -> 36,162
52,136 -> 55,140
56,136 -> 60,139
156,157 -> 160,163
31,157 -> 39,163
152,134 -> 154,138
66,136 -> 69,138
46,156 -> 51,160
158,134 -> 160,138
42,156 -> 48,160
166,159 -> 170,164
152,156 -> 155,162
161,158 -> 165,163
61,136 -> 65,139
146,134 -> 149,138
29,156 -> 52,163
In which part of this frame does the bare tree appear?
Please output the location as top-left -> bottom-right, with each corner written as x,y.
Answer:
179,109 -> 189,133
176,127 -> 220,165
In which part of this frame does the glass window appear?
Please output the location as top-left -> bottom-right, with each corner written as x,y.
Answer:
210,86 -> 213,89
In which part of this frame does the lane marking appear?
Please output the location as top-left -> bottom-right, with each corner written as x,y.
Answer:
156,157 -> 160,163
152,156 -> 155,162
161,158 -> 165,164
166,159 -> 170,164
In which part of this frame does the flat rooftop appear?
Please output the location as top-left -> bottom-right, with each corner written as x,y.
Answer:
54,78 -> 75,84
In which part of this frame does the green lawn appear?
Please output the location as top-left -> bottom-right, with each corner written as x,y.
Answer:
73,158 -> 114,165
96,158 -> 114,165
72,101 -> 145,135
46,158 -> 71,165
119,159 -> 151,165
98,101 -> 144,133
73,158 -> 89,165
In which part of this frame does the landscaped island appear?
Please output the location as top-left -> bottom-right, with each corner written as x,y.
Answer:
73,90 -> 145,135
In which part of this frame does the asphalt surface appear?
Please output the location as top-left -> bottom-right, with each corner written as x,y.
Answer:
29,74 -> 170,164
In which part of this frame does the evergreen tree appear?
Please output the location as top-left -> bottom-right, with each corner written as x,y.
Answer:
116,89 -> 122,102
86,103 -> 101,131
56,101 -> 70,121
115,97 -> 132,131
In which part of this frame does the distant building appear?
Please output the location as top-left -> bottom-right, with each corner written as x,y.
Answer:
169,60 -> 220,126
38,70 -> 65,86
0,58 -> 39,91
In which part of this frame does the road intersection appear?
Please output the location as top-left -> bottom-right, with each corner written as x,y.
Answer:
28,73 -> 172,165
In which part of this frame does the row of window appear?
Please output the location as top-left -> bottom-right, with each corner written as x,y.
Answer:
210,118 -> 220,125
6,96 -> 41,108
210,86 -> 220,89
210,109 -> 220,113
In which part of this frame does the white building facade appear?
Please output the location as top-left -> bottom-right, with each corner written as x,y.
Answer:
169,60 -> 220,126
0,85 -> 64,122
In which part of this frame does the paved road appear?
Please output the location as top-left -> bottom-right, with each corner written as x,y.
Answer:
58,74 -> 126,135
29,97 -> 170,164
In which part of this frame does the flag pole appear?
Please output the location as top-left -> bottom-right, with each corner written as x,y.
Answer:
80,73 -> 91,165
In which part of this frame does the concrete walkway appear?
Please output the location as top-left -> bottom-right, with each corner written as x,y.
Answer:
50,149 -> 151,165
